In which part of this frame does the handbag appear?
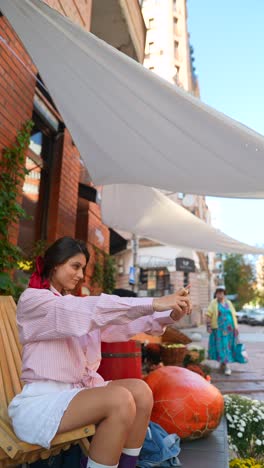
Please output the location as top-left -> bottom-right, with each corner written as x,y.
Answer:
234,341 -> 248,363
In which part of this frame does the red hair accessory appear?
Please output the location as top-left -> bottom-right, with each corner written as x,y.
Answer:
28,256 -> 50,289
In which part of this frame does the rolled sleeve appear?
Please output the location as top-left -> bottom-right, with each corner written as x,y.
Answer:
101,309 -> 173,342
17,289 -> 154,343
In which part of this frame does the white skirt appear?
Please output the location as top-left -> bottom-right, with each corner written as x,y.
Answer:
8,380 -> 98,448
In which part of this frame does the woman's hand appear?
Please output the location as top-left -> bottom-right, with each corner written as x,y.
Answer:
152,288 -> 192,320
206,318 -> 212,334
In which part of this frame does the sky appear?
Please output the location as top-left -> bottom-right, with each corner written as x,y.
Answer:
188,0 -> 264,247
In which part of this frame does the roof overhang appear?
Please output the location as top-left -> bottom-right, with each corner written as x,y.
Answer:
91,0 -> 146,63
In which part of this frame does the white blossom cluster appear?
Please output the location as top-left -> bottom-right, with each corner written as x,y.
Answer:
224,394 -> 264,459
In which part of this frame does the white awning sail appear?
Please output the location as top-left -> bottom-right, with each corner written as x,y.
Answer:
1,0 -> 264,198
101,185 -> 264,254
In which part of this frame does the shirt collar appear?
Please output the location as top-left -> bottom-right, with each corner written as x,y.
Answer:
49,284 -> 62,296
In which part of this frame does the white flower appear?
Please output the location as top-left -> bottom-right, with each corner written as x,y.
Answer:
226,414 -> 233,422
256,439 -> 262,446
237,432 -> 243,438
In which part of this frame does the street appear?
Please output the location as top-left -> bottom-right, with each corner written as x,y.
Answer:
186,324 -> 264,401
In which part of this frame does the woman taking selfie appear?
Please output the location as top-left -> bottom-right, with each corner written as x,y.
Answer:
8,236 -> 191,468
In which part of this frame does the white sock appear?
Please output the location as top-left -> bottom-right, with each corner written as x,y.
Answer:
86,457 -> 118,468
122,447 -> 142,456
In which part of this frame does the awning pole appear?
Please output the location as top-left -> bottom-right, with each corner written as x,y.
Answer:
131,233 -> 139,293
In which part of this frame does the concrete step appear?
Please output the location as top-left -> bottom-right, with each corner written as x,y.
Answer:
211,370 -> 264,401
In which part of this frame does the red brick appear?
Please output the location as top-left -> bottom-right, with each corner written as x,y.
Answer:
0,1 -> 109,295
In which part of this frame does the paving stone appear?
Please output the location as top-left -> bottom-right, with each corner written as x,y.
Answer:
179,418 -> 229,468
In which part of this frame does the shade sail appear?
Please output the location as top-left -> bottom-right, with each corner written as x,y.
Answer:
1,0 -> 264,198
101,185 -> 264,254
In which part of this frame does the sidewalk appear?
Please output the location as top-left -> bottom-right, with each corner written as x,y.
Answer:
184,324 -> 264,400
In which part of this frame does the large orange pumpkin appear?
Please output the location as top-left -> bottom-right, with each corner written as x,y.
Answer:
144,366 -> 224,440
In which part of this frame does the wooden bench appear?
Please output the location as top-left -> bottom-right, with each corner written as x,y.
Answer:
0,296 -> 95,467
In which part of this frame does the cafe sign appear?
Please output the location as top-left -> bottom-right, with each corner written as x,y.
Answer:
176,257 -> 195,273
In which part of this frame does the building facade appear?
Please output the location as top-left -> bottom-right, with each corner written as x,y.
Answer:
0,0 -> 146,293
114,0 -> 214,326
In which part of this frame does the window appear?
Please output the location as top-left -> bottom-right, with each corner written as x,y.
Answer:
18,109 -> 62,254
148,17 -> 155,29
174,65 -> 180,85
139,269 -> 171,296
29,131 -> 43,155
148,42 -> 155,54
173,17 -> 178,35
174,40 -> 179,59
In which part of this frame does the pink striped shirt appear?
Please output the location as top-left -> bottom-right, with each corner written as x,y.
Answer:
17,287 -> 174,388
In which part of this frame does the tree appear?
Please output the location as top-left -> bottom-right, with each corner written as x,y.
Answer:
223,254 -> 255,310
255,255 -> 264,306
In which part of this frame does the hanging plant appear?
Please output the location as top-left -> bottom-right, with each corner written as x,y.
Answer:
91,246 -> 104,290
103,253 -> 116,294
91,245 -> 116,293
0,120 -> 34,297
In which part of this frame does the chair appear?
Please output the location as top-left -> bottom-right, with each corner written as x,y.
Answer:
0,296 -> 95,467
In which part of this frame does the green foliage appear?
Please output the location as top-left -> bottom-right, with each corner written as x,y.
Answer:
18,240 -> 48,274
91,246 -> 104,289
91,246 -> 116,294
255,289 -> 264,308
103,254 -> 116,294
223,254 -> 255,309
0,120 -> 34,299
225,394 -> 264,462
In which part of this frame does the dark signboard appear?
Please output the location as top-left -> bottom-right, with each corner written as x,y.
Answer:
176,257 -> 195,273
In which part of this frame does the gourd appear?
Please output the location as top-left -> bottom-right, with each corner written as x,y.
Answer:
145,366 -> 224,439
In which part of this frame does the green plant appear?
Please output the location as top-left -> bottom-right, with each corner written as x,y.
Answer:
225,394 -> 264,461
0,120 -> 34,298
18,239 -> 48,274
103,254 -> 116,294
183,347 -> 211,380
91,246 -> 104,290
229,458 -> 264,468
91,245 -> 116,293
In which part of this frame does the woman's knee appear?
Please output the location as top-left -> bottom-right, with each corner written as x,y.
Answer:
108,386 -> 137,425
130,380 -> 154,415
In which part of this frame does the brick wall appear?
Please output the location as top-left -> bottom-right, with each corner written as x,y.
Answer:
0,15 -> 36,245
0,1 -> 110,293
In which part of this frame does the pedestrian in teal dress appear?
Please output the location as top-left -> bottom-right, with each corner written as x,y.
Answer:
206,287 -> 247,376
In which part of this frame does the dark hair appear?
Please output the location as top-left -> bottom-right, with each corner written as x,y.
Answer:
214,287 -> 226,298
42,237 -> 90,279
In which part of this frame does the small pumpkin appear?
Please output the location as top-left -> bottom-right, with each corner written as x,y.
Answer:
144,366 -> 224,440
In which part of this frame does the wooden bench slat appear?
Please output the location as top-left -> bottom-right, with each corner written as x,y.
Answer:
2,302 -> 22,381
0,296 -> 96,467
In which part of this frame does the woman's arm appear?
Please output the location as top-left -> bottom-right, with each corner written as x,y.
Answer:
101,290 -> 191,342
17,289 -> 190,343
101,310 -> 175,342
